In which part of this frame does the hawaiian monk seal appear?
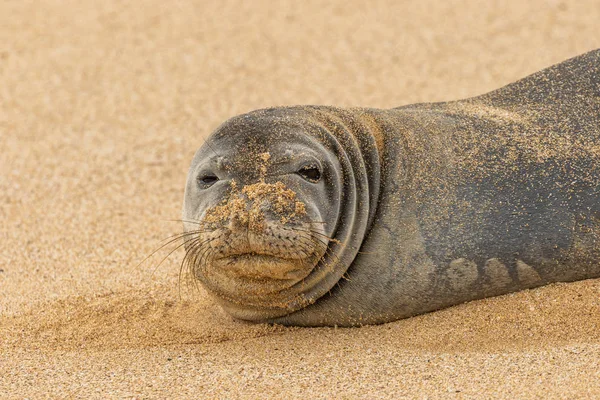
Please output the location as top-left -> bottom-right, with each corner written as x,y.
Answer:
182,49 -> 600,326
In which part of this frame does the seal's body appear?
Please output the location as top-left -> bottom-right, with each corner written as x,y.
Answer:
183,49 -> 600,326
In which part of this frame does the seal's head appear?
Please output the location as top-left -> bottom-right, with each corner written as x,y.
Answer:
183,107 -> 380,321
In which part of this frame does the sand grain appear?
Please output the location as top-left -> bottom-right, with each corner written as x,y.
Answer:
2,0 -> 600,398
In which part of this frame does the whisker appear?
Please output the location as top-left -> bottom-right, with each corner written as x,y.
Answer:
285,226 -> 337,243
296,235 -> 338,265
151,235 -> 211,278
294,233 -> 343,270
179,236 -> 213,298
149,239 -> 188,277
185,236 -> 220,294
159,229 -> 212,244
294,232 -> 329,248
205,141 -> 223,159
196,132 -> 223,160
187,236 -> 214,276
137,227 -> 215,272
289,237 -> 318,259
165,218 -> 212,226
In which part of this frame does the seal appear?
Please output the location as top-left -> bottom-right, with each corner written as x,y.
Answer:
182,48 -> 600,326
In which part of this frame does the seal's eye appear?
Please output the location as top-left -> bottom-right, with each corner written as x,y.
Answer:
297,165 -> 321,183
197,174 -> 219,188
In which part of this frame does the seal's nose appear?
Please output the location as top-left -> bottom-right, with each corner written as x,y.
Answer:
223,195 -> 250,233
226,208 -> 248,232
203,180 -> 306,236
221,193 -> 279,234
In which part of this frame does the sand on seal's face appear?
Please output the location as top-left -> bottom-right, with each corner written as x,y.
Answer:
184,148 -> 331,311
2,0 -> 600,398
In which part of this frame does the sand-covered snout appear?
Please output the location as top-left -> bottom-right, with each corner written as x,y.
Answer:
185,180 -> 329,304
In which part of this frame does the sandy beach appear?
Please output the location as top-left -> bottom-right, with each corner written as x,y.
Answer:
2,0 -> 600,398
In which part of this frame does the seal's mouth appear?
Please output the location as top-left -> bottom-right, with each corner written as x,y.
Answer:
221,253 -> 286,263
216,252 -> 310,281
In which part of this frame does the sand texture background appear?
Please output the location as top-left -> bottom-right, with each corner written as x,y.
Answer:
2,0 -> 600,398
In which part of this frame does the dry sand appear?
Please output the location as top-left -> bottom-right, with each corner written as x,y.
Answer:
1,0 -> 600,398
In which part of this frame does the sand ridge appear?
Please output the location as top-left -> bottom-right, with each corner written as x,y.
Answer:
2,279 -> 600,353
